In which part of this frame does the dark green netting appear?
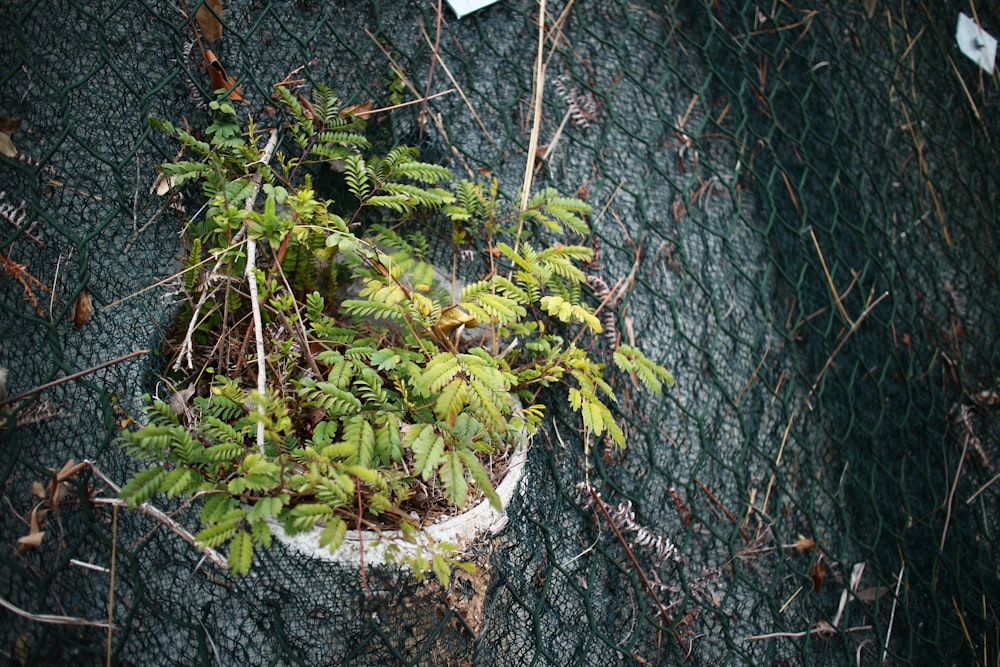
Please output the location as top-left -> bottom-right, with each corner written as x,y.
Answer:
1,1 -> 998,664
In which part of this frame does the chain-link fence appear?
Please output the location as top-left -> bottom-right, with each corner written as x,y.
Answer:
1,1 -> 998,664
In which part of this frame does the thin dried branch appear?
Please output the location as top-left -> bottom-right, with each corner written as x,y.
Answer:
85,461 -> 228,571
0,349 -> 149,408
0,593 -> 114,630
243,129 -> 279,453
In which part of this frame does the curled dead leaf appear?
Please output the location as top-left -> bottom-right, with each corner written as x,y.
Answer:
792,534 -> 816,552
672,196 -> 687,222
0,116 -> 22,135
812,619 -> 836,637
17,505 -> 46,554
855,586 -> 888,603
72,289 -> 93,329
0,131 -> 17,158
810,560 -> 826,591
341,101 -> 374,119
195,0 -> 223,43
205,50 -> 245,102
31,481 -> 46,499
436,306 -> 479,335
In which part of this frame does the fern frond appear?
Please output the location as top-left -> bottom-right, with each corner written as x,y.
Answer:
434,379 -> 470,424
438,451 -> 469,507
614,345 -> 674,394
407,424 -> 446,481
457,449 -> 501,510
539,295 -> 602,333
228,529 -> 254,575
392,161 -> 453,184
416,353 -> 461,396
120,467 -> 167,508
344,154 -> 371,200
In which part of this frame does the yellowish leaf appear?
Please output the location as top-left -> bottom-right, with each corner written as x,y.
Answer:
436,305 -> 479,335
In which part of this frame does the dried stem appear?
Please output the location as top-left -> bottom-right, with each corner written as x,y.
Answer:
242,129 -> 278,453
0,349 -> 149,408
0,594 -> 113,630
585,485 -> 683,647
518,0 -> 547,216
85,462 -> 228,571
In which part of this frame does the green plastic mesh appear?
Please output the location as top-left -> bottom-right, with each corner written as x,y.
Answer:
1,1 -> 998,664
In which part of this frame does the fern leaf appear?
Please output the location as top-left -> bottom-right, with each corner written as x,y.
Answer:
469,379 -> 506,431
251,518 -> 272,548
344,154 -> 371,200
184,238 -> 202,292
438,451 -> 469,507
228,529 -> 254,575
539,296 -> 603,333
432,555 -> 451,587
200,493 -> 238,525
614,345 -> 674,394
320,517 -> 348,554
159,468 -> 196,499
434,379 -> 469,424
120,467 -> 166,508
416,353 -> 461,397
287,503 -> 334,532
305,291 -> 325,322
392,161 -> 453,184
246,496 -> 285,523
457,449 -> 502,511
341,415 -> 376,467
407,424 -> 445,481
196,518 -> 241,549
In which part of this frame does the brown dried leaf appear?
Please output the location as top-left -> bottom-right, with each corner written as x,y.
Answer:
668,487 -> 693,528
195,0 -> 223,43
855,586 -> 888,603
149,172 -> 178,196
14,633 -> 30,665
0,116 -> 20,134
17,530 -> 45,551
812,619 -> 837,637
792,534 -> 816,552
205,50 -> 245,102
672,196 -> 687,222
341,101 -> 374,118
72,289 -> 93,329
31,481 -> 46,499
55,458 -> 86,483
810,560 -> 827,591
17,505 -> 46,554
0,131 -> 17,158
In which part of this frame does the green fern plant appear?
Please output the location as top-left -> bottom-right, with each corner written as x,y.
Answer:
121,84 -> 673,584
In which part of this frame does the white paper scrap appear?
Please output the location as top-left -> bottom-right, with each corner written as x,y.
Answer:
956,12 -> 997,75
446,0 -> 498,19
